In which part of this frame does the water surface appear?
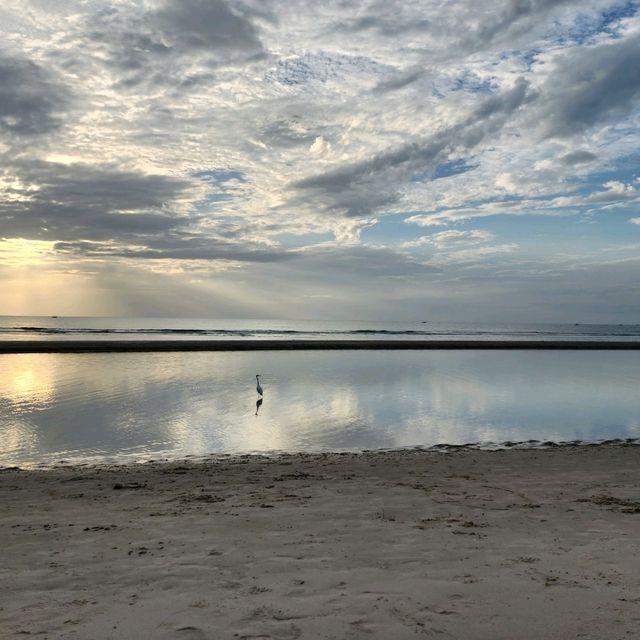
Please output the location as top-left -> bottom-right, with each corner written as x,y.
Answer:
0,350 -> 638,466
2,316 -> 640,342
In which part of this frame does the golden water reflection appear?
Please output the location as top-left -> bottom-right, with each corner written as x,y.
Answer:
0,354 -> 57,410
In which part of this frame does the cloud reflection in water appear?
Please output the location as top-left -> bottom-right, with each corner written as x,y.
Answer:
0,350 -> 639,466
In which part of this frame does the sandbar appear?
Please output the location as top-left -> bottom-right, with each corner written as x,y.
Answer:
1,339 -> 640,352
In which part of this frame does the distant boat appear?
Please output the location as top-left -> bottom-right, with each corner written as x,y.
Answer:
51,315 -> 58,318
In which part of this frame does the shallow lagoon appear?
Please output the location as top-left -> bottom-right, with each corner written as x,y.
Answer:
1,350 -> 639,466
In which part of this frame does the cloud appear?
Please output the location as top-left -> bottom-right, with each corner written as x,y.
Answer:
401,228 -> 516,266
294,243 -> 439,277
289,78 -> 533,218
372,67 -> 425,93
549,180 -> 639,208
558,150 -> 598,165
155,0 -> 266,54
0,160 -> 195,242
405,180 -> 640,226
0,159 -> 302,265
536,31 -> 640,138
82,0 -> 267,87
260,116 -> 318,148
53,238 -> 293,264
454,0 -> 581,53
428,243 -> 519,266
266,52 -> 389,85
0,51 -> 69,136
309,136 -> 332,156
335,0 -> 593,55
402,229 -> 496,248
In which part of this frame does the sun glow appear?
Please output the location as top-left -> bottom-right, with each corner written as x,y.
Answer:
0,239 -> 56,266
0,271 -> 127,316
0,238 -> 131,315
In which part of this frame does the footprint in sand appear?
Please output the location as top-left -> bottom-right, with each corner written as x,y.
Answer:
236,608 -> 304,640
173,625 -> 208,639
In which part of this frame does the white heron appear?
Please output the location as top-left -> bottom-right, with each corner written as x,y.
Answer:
255,374 -> 263,396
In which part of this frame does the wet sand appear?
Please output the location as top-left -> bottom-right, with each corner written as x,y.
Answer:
1,445 -> 640,639
1,339 -> 640,352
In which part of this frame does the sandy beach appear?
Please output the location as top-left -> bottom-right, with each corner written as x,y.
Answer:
1,445 -> 639,639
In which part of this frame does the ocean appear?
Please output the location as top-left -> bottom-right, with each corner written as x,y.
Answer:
1,316 -> 640,342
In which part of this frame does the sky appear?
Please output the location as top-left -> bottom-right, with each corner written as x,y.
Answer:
1,0 -> 639,322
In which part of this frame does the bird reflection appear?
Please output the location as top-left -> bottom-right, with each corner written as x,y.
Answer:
255,397 -> 263,416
